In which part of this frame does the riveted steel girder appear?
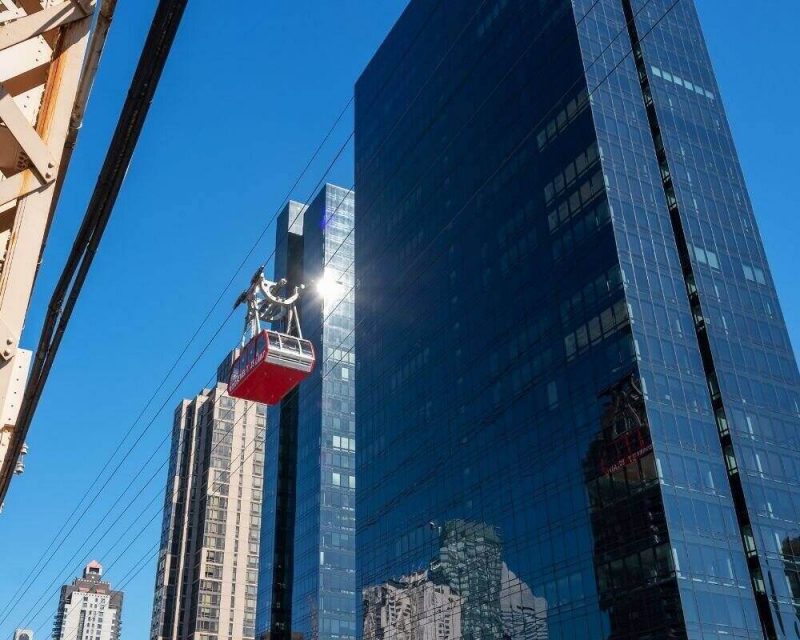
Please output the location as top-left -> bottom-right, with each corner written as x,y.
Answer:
0,0 -> 113,503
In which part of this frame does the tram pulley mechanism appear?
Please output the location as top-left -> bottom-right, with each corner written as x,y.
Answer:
228,268 -> 315,405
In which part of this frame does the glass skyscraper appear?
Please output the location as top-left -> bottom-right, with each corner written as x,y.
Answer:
354,1 -> 800,639
256,184 -> 356,640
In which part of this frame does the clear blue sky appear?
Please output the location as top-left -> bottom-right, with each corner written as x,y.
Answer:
0,2 -> 797,638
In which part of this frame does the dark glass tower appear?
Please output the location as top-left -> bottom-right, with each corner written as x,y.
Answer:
256,184 -> 356,640
354,1 -> 800,639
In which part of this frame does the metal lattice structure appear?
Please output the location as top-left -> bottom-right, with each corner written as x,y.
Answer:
0,0 -> 114,496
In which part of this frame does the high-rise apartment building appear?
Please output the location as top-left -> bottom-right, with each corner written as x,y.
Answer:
150,354 -> 266,640
256,184 -> 356,640
354,1 -> 800,638
52,561 -> 123,640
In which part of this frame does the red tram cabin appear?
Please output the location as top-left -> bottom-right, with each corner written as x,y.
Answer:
228,330 -> 315,405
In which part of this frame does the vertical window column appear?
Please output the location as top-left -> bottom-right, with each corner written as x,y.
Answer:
618,1 -> 776,637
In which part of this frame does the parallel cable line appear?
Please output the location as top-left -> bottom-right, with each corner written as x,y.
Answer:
0,93 -> 355,631
35,294 -> 358,639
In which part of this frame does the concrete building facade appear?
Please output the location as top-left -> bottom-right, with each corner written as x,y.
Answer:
150,353 -> 266,640
52,561 -> 122,640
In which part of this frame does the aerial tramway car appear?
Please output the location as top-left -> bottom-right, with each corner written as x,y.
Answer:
227,270 -> 315,405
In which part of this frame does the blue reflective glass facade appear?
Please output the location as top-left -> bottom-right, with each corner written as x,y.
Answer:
256,185 -> 356,640
256,200 -> 306,640
354,1 -> 800,639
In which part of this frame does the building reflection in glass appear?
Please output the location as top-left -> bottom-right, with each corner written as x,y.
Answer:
363,569 -> 462,640
583,373 -> 681,637
362,520 -> 547,639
